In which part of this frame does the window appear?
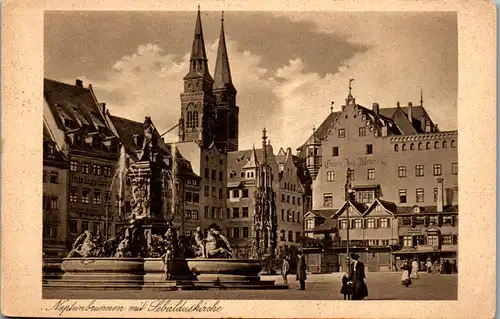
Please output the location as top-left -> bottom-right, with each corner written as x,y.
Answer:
354,219 -> 363,229
291,211 -> 295,222
297,211 -> 301,224
233,208 -> 240,218
398,166 -> 407,178
104,166 -> 111,177
403,236 -> 412,247
323,193 -> 333,207
443,141 -> 448,148
355,190 -> 374,203
204,206 -> 209,219
366,144 -> 373,155
204,186 -> 209,196
226,208 -> 231,219
281,194 -> 286,202
380,218 -> 389,228
367,168 -> 375,180
296,232 -> 301,242
185,210 -> 192,219
410,143 -> 415,150
231,227 -> 239,239
219,188 -> 223,199
359,127 -> 366,136
340,219 -> 348,229
204,168 -> 209,178
298,197 -> 301,206
452,163 -> 458,175
233,190 -> 240,198
451,140 -> 456,148
442,235 -> 453,245
280,230 -> 286,241
185,192 -> 192,202
399,189 -> 407,203
287,210 -> 291,222
434,141 -> 440,149
93,164 -> 101,176
242,207 -> 249,218
327,171 -> 335,182
426,142 -> 431,150
42,171 -> 48,183
50,172 -> 59,184
306,219 -> 314,229
434,188 -> 438,202
368,240 -> 379,246
433,164 -> 442,176
93,190 -> 101,205
69,220 -> 78,234
333,147 -> 339,157
50,197 -> 58,210
401,217 -> 412,225
242,189 -> 249,198
192,210 -> 199,220
288,231 -> 294,242
281,209 -> 285,221
292,197 -> 295,205
81,163 -> 90,174
211,207 -> 216,219
415,165 -> 424,177
415,235 -> 425,245
211,187 -> 216,197
381,240 -> 389,246
287,195 -> 290,203
70,160 -> 78,172
219,171 -> 223,181
427,235 -> 439,246
211,170 -> 216,180
367,219 -> 375,228
416,188 -> 424,203
402,144 -> 407,151
347,169 -> 355,181
218,207 -> 223,220
82,190 -> 90,204
338,129 -> 345,138
418,142 -> 423,150
242,227 -> 249,238
104,192 -> 111,205
443,216 -> 453,225
394,144 -> 399,152
193,193 -> 199,203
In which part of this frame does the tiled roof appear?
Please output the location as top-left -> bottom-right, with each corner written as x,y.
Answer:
227,145 -> 275,184
44,78 -> 112,136
377,199 -> 398,213
313,218 -> 336,232
378,105 -> 436,134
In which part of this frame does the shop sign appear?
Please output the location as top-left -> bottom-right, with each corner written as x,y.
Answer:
71,174 -> 112,188
324,156 -> 388,169
407,228 -> 423,234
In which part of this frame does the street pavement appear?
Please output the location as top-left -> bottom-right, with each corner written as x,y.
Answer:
43,272 -> 457,300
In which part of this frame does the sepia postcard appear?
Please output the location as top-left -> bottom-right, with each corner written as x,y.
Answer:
1,0 -> 496,318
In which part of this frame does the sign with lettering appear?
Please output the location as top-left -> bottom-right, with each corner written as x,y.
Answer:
324,156 -> 388,169
407,228 -> 423,234
71,175 -> 112,188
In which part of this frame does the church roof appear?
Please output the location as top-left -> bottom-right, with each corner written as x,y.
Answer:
43,78 -> 112,136
213,13 -> 235,92
184,8 -> 213,82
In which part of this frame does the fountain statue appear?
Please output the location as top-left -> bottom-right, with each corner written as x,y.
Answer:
204,224 -> 233,258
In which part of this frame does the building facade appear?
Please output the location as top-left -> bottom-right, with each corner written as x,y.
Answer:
43,123 -> 69,257
299,86 -> 458,272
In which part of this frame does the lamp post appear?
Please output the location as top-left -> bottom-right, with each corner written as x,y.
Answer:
346,187 -> 355,271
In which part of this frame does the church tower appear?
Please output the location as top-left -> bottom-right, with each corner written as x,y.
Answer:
213,12 -> 239,152
179,7 -> 216,147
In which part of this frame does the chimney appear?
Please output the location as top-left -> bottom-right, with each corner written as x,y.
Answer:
396,101 -> 400,107
437,178 -> 444,212
408,102 -> 413,124
372,103 -> 379,115
75,79 -> 83,88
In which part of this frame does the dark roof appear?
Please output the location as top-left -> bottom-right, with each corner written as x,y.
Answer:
44,78 -> 112,136
378,105 -> 436,134
292,155 -> 312,191
350,201 -> 369,214
396,205 -> 459,215
313,218 -> 336,232
227,145 -> 275,184
378,199 -> 398,213
297,112 -> 340,153
43,122 -> 67,164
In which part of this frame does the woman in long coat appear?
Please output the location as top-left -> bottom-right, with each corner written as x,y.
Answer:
296,252 -> 307,290
401,260 -> 412,287
410,259 -> 419,279
349,253 -> 368,300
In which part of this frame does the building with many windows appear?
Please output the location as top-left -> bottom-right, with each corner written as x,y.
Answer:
299,86 -> 458,272
43,122 -> 69,257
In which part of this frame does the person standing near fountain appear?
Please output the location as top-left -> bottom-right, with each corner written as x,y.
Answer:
296,251 -> 307,290
281,256 -> 290,284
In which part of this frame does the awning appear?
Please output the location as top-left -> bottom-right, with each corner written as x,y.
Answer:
392,248 -> 455,255
352,184 -> 379,189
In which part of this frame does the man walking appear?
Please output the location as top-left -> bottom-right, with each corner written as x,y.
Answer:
281,256 -> 290,284
296,251 -> 307,290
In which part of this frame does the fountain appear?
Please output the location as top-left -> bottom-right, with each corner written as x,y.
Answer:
44,117 -> 287,291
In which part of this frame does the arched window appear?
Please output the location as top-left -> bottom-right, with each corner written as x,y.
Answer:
426,142 -> 431,149
443,141 -> 448,148
418,142 -> 423,150
288,231 -> 294,242
240,172 -> 245,177
434,141 -> 440,149
394,144 -> 399,152
280,230 -> 286,241
410,143 -> 415,150
192,110 -> 199,128
186,111 -> 193,128
402,143 -> 407,151
451,140 -> 456,148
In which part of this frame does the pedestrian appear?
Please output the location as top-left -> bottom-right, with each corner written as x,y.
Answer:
410,258 -> 419,279
296,251 -> 307,290
426,258 -> 432,273
281,256 -> 290,284
340,272 -> 352,300
401,260 -> 412,287
349,253 -> 368,300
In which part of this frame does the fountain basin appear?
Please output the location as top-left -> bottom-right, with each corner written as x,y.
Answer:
42,258 -> 64,284
46,258 -> 145,290
143,258 -> 196,289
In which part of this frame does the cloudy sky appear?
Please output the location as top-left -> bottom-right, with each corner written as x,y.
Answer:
44,11 -> 457,150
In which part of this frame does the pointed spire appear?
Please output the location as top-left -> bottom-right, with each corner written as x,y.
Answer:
420,88 -> 424,106
262,128 -> 268,164
214,11 -> 235,91
185,7 -> 212,82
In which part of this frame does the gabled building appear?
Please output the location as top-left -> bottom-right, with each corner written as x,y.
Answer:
43,78 -> 120,245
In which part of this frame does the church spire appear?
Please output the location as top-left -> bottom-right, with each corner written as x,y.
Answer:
214,11 -> 236,92
185,6 -> 212,82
